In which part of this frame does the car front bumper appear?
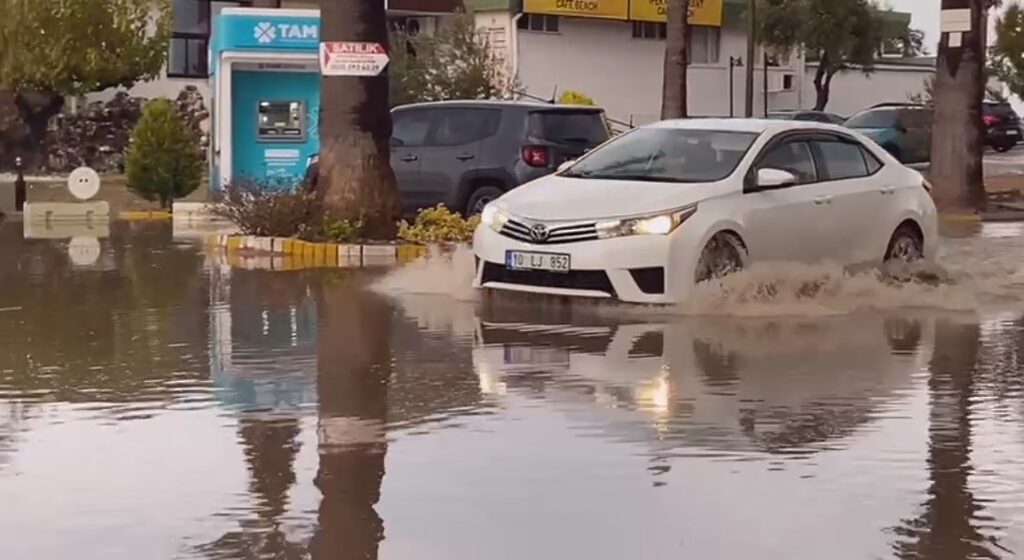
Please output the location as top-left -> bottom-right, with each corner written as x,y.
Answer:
472,225 -> 700,304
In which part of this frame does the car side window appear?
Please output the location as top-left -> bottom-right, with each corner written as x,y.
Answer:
758,140 -> 817,184
392,110 -> 431,147
863,147 -> 882,174
429,108 -> 502,147
814,140 -> 870,180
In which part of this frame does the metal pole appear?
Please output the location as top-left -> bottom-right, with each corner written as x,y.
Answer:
763,51 -> 769,117
744,0 -> 756,117
729,59 -> 735,118
14,157 -> 26,212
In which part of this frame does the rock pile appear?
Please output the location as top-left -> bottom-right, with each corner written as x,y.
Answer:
1,86 -> 209,174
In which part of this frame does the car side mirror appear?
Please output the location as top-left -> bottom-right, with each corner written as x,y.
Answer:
556,160 -> 575,173
755,168 -> 797,190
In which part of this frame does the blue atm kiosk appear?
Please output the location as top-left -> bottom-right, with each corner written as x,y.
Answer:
209,8 -> 322,191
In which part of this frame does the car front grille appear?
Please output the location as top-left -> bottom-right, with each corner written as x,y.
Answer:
481,262 -> 615,296
500,218 -> 599,244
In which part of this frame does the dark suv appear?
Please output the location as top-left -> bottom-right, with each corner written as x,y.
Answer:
983,101 -> 1021,152
304,100 -> 610,216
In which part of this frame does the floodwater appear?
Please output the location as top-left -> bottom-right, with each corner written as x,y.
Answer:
3,220 -> 1024,559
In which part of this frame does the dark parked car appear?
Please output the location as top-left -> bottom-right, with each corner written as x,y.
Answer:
304,100 -> 610,216
983,101 -> 1021,152
845,103 -> 932,164
766,110 -> 846,125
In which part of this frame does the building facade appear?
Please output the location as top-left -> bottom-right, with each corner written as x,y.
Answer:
92,0 -> 933,121
472,0 -> 934,121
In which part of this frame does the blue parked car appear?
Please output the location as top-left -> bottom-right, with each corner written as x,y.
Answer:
845,103 -> 932,164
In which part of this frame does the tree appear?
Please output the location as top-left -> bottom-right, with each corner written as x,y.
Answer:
758,0 -> 884,110
0,0 -> 170,148
929,0 -> 986,213
388,11 -> 514,107
990,1 -> 1024,100
124,99 -> 204,208
661,0 -> 691,118
318,0 -> 403,238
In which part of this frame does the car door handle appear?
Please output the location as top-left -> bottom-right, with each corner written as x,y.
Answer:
400,154 -> 418,162
880,186 -> 895,195
814,195 -> 831,205
456,153 -> 475,161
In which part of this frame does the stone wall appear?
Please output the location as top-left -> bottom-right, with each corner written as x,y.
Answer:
0,86 -> 209,174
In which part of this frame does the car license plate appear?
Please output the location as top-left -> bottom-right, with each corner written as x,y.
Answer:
506,250 -> 570,273
1009,129 -> 1019,136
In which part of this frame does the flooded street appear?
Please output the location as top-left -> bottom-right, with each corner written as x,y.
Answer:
3,220 -> 1024,559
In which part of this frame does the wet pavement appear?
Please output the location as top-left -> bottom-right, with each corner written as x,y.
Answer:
2,220 -> 1024,559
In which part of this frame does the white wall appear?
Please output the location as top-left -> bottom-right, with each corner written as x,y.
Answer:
516,19 -> 800,124
517,17 -> 934,124
804,64 -> 933,117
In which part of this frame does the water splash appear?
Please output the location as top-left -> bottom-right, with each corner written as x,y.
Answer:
373,233 -> 1024,317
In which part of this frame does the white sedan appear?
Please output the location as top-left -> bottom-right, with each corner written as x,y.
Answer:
472,118 -> 938,304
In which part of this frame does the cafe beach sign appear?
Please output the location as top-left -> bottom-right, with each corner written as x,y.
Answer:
521,0 -> 724,26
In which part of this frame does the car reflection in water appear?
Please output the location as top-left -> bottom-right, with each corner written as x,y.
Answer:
472,306 -> 931,460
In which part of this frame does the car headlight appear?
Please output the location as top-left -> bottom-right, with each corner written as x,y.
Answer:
595,206 -> 696,239
480,204 -> 510,232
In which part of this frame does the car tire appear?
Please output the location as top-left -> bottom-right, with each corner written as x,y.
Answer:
883,224 -> 924,263
695,233 -> 746,284
995,142 -> 1014,153
465,186 -> 504,217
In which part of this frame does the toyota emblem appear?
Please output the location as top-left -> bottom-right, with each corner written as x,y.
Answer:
529,223 -> 550,242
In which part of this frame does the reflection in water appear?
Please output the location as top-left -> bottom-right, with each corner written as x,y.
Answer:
310,276 -> 391,560
4,225 -> 1024,558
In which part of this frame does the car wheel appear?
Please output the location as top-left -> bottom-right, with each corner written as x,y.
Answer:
884,224 -> 924,263
695,233 -> 746,284
995,143 -> 1014,153
465,186 -> 504,217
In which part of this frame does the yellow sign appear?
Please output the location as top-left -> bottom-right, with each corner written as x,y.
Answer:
523,0 -> 628,20
629,0 -> 724,26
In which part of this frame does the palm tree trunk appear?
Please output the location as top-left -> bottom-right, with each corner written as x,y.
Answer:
318,0 -> 403,239
929,0 -> 986,213
661,0 -> 690,119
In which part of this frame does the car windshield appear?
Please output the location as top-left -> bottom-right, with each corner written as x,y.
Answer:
560,128 -> 759,183
529,110 -> 609,144
846,109 -> 899,128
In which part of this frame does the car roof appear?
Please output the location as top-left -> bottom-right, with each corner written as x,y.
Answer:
393,99 -> 604,112
649,117 -> 847,134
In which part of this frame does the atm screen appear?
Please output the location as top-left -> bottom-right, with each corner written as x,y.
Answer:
257,101 -> 305,141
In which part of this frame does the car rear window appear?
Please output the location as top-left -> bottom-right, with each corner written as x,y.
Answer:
984,103 -> 1019,119
845,109 -> 899,128
528,110 -> 609,144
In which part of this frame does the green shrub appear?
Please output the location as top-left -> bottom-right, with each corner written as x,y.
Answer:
398,204 -> 479,244
211,179 -> 318,238
125,98 -> 204,208
316,215 -> 364,243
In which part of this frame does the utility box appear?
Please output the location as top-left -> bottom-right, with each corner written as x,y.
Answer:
209,8 -> 321,193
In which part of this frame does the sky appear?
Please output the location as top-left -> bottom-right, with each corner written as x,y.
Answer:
889,0 -> 940,50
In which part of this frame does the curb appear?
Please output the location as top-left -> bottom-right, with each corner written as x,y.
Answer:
120,210 -> 173,221
204,234 -> 430,269
938,213 -> 981,223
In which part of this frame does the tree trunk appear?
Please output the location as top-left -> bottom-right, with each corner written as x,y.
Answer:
812,56 -> 832,111
661,0 -> 690,119
310,277 -> 392,560
13,91 -> 63,148
929,0 -> 986,213
318,0 -> 403,239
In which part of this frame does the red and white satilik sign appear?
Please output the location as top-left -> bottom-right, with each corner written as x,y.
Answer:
320,42 -> 390,76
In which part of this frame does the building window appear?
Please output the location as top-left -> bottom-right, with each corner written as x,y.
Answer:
631,21 -> 666,40
630,23 -> 720,65
518,14 -> 559,33
169,0 -> 259,78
